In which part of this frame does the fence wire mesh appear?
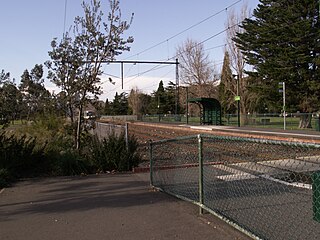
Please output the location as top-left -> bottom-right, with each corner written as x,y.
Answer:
151,136 -> 199,202
94,122 -> 127,140
150,134 -> 320,240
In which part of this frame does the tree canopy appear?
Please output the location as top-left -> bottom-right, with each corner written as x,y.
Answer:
46,0 -> 133,148
234,0 -> 320,114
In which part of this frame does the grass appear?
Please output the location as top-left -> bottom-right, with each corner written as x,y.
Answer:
142,114 -> 319,131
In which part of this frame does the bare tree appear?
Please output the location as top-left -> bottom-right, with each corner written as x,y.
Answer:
176,38 -> 218,98
128,87 -> 146,119
225,4 -> 253,124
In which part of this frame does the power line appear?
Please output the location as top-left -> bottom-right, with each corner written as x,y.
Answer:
102,4 -> 318,98
124,0 -> 242,60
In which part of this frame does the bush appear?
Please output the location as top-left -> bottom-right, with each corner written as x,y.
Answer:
0,132 -> 47,178
89,132 -> 141,172
53,150 -> 91,176
0,120 -> 142,186
0,168 -> 11,188
15,115 -> 68,143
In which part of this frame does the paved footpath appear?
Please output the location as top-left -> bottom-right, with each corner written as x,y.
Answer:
0,173 -> 250,240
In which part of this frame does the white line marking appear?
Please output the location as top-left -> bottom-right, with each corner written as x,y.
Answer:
261,174 -> 312,189
216,173 -> 257,181
219,128 -> 320,138
189,125 -> 320,139
212,159 -> 315,189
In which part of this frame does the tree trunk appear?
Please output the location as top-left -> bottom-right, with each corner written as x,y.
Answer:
76,104 -> 83,150
69,105 -> 74,123
299,114 -> 312,129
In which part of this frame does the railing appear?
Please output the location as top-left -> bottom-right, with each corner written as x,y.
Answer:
149,134 -> 320,240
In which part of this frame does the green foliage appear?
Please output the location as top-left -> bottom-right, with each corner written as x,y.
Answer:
19,65 -> 52,120
234,0 -> 320,113
46,0 -> 133,149
0,69 -> 10,85
0,114 -> 142,186
0,133 -> 47,178
16,114 -> 69,143
111,92 -> 130,115
163,81 -> 177,114
0,168 -> 11,188
52,150 -> 90,176
219,51 -> 236,114
89,133 -> 140,172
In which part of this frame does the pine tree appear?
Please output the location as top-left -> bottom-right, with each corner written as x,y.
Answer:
234,0 -> 320,127
219,51 -> 235,114
154,80 -> 166,115
164,81 -> 177,114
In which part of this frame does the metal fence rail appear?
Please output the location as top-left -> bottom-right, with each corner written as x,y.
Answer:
150,134 -> 320,240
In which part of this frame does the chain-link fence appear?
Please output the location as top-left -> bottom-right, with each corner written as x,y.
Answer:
150,134 -> 320,240
94,122 -> 128,141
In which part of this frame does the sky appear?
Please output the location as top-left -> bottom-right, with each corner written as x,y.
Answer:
0,0 -> 260,101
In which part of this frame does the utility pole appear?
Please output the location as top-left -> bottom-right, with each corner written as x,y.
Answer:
175,58 -> 179,117
186,86 -> 189,125
233,74 -> 240,127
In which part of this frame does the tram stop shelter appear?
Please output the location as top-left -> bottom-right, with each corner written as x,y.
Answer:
188,98 -> 222,125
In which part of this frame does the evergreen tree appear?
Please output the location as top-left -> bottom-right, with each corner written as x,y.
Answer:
19,65 -> 51,120
157,80 -> 166,114
164,81 -> 177,114
219,51 -> 235,114
112,92 -> 129,115
0,72 -> 22,122
0,70 -> 10,85
104,98 -> 112,115
234,0 -> 320,127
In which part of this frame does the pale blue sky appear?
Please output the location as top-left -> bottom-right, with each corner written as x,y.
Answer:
0,0 -> 260,100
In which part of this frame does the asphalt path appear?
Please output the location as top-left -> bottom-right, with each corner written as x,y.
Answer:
0,173 -> 250,240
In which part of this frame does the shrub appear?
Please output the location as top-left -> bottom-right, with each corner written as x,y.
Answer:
0,132 -> 47,178
0,168 -> 11,188
89,132 -> 141,172
53,150 -> 91,176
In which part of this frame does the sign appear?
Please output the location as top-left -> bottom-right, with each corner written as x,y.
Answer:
278,82 -> 284,93
234,96 -> 240,101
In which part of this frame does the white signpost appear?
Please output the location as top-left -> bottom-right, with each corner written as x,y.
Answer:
279,82 -> 286,130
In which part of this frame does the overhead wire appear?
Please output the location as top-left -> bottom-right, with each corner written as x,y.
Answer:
102,1 -> 245,96
103,18 -> 246,96
114,8 -> 317,93
123,0 -> 242,60
100,1 -> 317,100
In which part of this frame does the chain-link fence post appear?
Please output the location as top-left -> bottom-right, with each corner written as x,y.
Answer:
149,140 -> 154,187
312,171 -> 320,222
198,134 -> 204,215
